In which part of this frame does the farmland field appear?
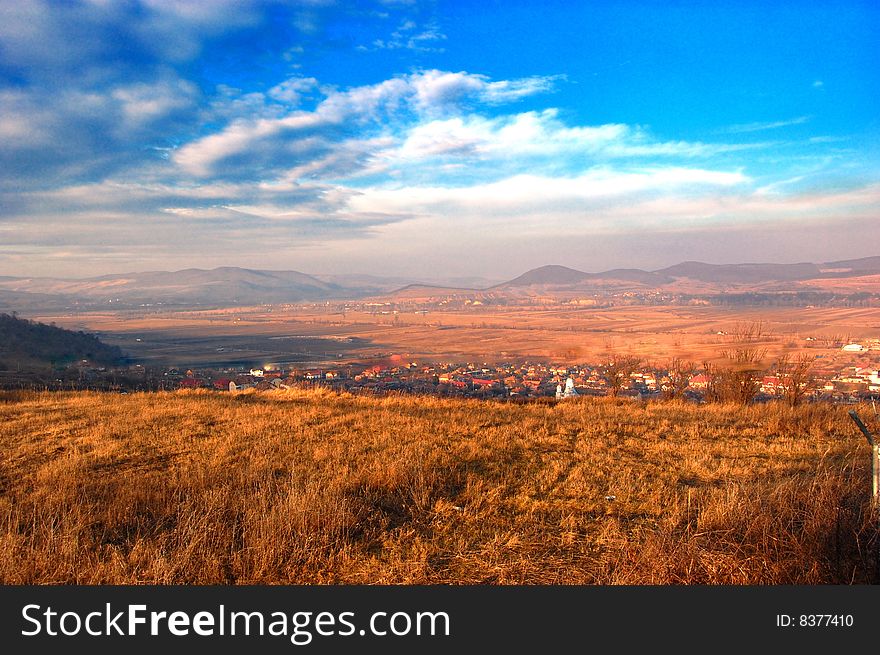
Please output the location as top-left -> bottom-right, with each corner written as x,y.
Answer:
29,303 -> 880,368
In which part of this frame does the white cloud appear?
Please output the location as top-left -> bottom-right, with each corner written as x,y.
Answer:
110,77 -> 199,128
409,70 -> 562,112
0,0 -> 264,75
408,70 -> 484,112
267,77 -> 319,105
176,69 -> 772,184
346,168 -> 750,225
173,111 -> 333,177
387,109 -> 772,171
393,111 -> 620,160
481,76 -> 563,104
173,70 -> 564,177
0,1 -> 275,189
0,90 -> 54,147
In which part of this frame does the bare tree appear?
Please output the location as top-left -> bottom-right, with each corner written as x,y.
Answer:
701,360 -> 722,403
699,321 -> 771,405
820,333 -> 846,348
774,353 -> 815,407
703,346 -> 768,404
730,320 -> 767,342
604,354 -> 641,397
660,357 -> 696,400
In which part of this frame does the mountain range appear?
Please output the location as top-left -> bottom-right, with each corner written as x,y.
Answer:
1,256 -> 879,310
498,257 -> 880,288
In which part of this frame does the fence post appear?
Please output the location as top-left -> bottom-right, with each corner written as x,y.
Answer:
848,410 -> 879,506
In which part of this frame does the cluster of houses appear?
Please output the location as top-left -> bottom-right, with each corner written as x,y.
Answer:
165,353 -> 880,403
819,366 -> 880,395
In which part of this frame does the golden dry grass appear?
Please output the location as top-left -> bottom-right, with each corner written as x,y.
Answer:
0,388 -> 877,584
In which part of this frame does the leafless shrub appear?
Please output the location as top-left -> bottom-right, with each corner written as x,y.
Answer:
775,353 -> 816,407
730,320 -> 767,342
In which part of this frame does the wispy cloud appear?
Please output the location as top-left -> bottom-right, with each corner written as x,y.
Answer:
725,115 -> 811,134
358,19 -> 447,52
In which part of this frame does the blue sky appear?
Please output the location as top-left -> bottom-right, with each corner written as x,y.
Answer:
0,0 -> 878,279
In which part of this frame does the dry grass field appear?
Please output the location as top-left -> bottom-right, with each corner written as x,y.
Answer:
1,388 -> 877,584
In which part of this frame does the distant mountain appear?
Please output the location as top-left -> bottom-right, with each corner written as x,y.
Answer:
0,289 -> 72,312
654,261 -> 822,284
0,267 -> 345,307
650,257 -> 880,285
435,275 -> 507,288
819,256 -> 880,275
0,268 -> 503,308
499,265 -> 674,289
500,265 -> 592,287
314,274 -> 503,295
387,283 -> 484,300
0,313 -> 124,370
313,273 -> 421,294
589,268 -> 674,285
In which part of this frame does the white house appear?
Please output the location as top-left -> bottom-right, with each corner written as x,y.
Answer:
556,377 -> 579,398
